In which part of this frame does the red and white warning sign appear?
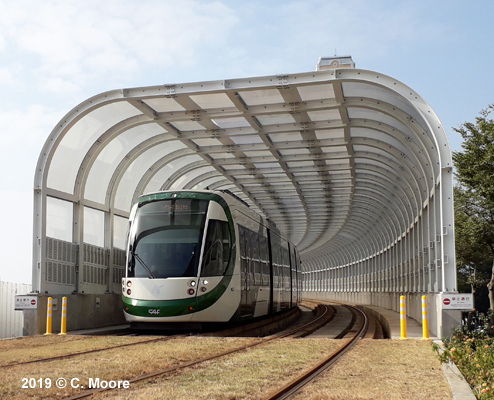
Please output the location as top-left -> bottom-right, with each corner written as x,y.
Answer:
14,295 -> 38,310
441,294 -> 473,310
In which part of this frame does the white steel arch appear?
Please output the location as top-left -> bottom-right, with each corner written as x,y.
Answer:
33,58 -> 455,334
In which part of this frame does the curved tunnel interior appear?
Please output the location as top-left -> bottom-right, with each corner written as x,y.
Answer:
33,58 -> 456,333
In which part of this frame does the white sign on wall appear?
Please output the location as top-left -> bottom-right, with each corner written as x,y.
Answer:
441,294 -> 474,310
14,295 -> 38,310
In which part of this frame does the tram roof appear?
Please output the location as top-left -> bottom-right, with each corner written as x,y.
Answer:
35,57 -> 453,269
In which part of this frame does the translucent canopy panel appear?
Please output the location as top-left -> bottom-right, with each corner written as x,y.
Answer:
143,154 -> 204,193
33,63 -> 456,296
114,140 -> 189,211
46,197 -> 73,242
83,207 -> 104,247
84,123 -> 168,204
47,102 -> 141,194
113,215 -> 128,250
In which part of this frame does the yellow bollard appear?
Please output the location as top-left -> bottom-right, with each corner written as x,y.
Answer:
400,295 -> 407,339
44,297 -> 53,335
59,297 -> 67,335
421,295 -> 430,340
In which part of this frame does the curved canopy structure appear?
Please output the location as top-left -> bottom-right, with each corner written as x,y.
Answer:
33,57 -> 455,304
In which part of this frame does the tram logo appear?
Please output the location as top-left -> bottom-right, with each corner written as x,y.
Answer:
148,309 -> 160,315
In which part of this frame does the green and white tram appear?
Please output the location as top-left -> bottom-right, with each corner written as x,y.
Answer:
122,190 -> 301,327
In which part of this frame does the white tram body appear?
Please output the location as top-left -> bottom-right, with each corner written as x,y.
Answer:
122,190 -> 301,326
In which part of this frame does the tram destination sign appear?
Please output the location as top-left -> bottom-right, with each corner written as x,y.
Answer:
440,293 -> 473,310
14,295 -> 38,310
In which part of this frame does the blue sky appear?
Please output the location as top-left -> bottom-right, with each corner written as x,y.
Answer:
1,0 -> 493,284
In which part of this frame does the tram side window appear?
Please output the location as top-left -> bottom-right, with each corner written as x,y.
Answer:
290,246 -> 296,274
259,235 -> 269,286
290,246 -> 297,293
270,235 -> 281,288
239,227 -> 247,290
250,230 -> 261,286
201,220 -> 231,276
281,245 -> 291,290
238,225 -> 271,286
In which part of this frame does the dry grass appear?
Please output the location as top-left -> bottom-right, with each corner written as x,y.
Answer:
291,339 -> 453,400
99,338 -> 341,400
0,335 -> 154,366
0,336 -> 260,399
0,336 -> 453,400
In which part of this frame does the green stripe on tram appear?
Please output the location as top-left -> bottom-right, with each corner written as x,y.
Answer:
123,274 -> 233,317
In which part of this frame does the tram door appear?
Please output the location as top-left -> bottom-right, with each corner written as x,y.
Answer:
289,244 -> 297,307
238,226 -> 254,318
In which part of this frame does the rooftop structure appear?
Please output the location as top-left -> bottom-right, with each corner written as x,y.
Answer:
31,56 -> 456,336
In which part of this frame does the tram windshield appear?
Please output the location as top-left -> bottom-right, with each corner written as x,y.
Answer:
128,198 -> 208,278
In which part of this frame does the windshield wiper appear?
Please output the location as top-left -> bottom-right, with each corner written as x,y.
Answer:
133,252 -> 156,279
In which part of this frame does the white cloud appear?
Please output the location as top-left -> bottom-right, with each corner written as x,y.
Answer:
0,0 -> 238,94
0,105 -> 63,147
0,0 -> 239,284
0,68 -> 14,85
0,190 -> 33,284
0,105 -> 66,284
41,77 -> 82,95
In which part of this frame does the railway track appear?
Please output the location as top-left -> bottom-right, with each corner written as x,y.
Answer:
61,303 -> 336,399
66,303 -> 366,399
0,335 -> 182,369
1,307 -> 300,370
266,304 -> 368,400
1,302 -> 378,399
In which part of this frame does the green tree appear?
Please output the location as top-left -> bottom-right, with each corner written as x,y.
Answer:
453,105 -> 494,311
454,186 -> 493,311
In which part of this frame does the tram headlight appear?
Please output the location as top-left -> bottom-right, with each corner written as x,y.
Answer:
189,280 -> 196,287
127,280 -> 132,287
202,280 -> 209,285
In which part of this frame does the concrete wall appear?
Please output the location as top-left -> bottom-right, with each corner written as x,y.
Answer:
22,293 -> 126,336
0,280 -> 32,339
19,288 -> 461,337
303,290 -> 461,338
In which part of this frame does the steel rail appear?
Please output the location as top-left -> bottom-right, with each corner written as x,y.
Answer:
4,306 -> 301,369
1,335 -> 184,369
62,304 -> 335,400
266,305 -> 368,400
